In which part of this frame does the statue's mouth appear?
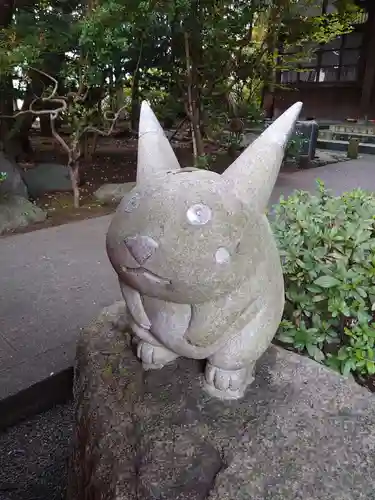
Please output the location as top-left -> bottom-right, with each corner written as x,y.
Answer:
125,267 -> 171,286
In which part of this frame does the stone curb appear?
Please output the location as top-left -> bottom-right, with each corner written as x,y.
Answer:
0,341 -> 76,431
0,367 -> 73,431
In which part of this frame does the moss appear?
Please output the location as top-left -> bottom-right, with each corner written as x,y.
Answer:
102,363 -> 113,379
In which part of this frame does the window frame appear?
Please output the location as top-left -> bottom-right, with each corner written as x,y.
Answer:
280,34 -> 363,85
279,0 -> 365,86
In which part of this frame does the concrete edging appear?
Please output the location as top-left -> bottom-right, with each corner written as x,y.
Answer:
0,367 -> 73,431
0,341 -> 76,430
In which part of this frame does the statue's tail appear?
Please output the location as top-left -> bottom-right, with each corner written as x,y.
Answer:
121,282 -> 218,359
130,316 -> 219,359
155,331 -> 221,360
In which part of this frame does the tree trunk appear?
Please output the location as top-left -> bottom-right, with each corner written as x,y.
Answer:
184,31 -> 204,162
4,82 -> 40,159
0,0 -> 15,151
90,133 -> 99,159
183,0 -> 205,161
40,115 -> 52,136
262,3 -> 284,119
0,76 -> 15,151
130,39 -> 143,132
9,55 -> 65,153
131,71 -> 140,132
4,60 -> 63,158
82,132 -> 98,161
69,158 -> 80,208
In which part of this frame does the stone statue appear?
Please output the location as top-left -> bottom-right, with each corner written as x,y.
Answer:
106,100 -> 302,399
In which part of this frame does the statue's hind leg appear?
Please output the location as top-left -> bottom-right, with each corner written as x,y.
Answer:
137,340 -> 179,370
204,306 -> 282,400
130,320 -> 179,370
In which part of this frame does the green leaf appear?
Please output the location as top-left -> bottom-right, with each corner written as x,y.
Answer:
314,276 -> 341,288
306,344 -> 325,363
356,287 -> 368,298
325,356 -> 341,372
312,295 -> 326,303
342,359 -> 354,377
306,343 -> 316,358
366,361 -> 375,375
306,285 -> 322,293
337,347 -> 349,361
277,334 -> 295,344
357,310 -> 371,324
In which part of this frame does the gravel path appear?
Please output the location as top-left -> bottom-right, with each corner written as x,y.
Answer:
0,403 -> 74,500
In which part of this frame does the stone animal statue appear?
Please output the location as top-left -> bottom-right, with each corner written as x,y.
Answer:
106,100 -> 302,399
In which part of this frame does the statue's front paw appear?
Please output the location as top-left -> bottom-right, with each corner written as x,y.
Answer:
137,340 -> 178,370
204,362 -> 254,400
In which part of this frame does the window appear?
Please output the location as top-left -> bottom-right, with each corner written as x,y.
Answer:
281,71 -> 298,84
318,68 -> 338,82
280,32 -> 363,84
344,32 -> 362,49
299,69 -> 318,82
279,0 -> 366,84
340,67 -> 358,82
321,50 -> 340,66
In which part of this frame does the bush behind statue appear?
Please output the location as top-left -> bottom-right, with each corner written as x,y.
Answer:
272,181 -> 375,380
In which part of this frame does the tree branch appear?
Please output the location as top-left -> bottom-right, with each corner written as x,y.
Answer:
77,103 -> 129,141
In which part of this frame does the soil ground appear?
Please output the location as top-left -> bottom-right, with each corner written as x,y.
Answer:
0,402 -> 73,500
16,133 -> 141,233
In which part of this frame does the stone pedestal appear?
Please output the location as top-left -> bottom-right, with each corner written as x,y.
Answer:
295,120 -> 319,160
347,137 -> 360,159
68,303 -> 375,500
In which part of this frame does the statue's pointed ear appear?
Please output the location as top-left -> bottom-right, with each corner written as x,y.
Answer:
222,102 -> 303,212
137,101 -> 181,184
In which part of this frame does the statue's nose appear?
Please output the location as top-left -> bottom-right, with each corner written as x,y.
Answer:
124,235 -> 158,266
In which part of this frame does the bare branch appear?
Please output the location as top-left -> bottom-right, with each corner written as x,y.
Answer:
0,66 -> 65,121
2,97 -> 67,120
50,111 -> 71,160
77,103 -> 129,141
28,66 -> 59,100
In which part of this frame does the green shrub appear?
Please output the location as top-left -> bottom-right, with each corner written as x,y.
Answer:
195,153 -> 216,170
271,181 -> 375,378
150,94 -> 185,128
285,130 -> 309,161
0,171 -> 6,199
234,100 -> 264,123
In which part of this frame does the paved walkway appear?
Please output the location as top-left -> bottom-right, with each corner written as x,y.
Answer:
0,156 -> 374,400
0,216 -> 120,399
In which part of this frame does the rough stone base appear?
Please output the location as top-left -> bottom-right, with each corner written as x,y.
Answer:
22,163 -> 74,197
0,152 -> 28,198
94,182 -> 136,205
0,195 -> 46,234
68,302 -> 375,500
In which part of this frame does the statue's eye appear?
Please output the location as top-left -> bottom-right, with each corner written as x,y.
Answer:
123,193 -> 140,213
186,204 -> 212,225
215,247 -> 231,264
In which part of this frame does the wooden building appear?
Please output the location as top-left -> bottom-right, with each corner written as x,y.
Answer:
269,0 -> 375,121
